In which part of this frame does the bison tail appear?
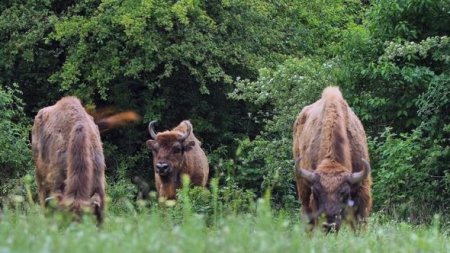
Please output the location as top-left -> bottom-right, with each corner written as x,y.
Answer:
95,111 -> 141,132
65,123 -> 93,202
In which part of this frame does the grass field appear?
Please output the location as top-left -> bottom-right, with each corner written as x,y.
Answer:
1,198 -> 449,253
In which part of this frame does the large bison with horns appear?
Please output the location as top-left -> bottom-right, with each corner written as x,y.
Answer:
293,87 -> 372,232
146,120 -> 209,200
32,96 -> 139,223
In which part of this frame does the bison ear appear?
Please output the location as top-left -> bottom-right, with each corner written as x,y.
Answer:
183,141 -> 195,152
146,140 -> 158,151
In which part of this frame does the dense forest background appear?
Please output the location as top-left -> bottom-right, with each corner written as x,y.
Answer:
0,0 -> 449,222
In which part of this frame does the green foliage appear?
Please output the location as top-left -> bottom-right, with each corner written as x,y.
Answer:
106,179 -> 138,215
367,0 -> 450,41
45,0 -> 319,101
0,1 -> 63,112
336,0 -> 450,135
180,185 -> 212,215
0,85 -> 32,196
370,128 -> 450,222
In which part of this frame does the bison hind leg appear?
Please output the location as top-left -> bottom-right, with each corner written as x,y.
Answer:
90,193 -> 104,225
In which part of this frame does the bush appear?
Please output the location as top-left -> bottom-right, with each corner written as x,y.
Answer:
0,84 -> 32,196
370,127 -> 450,222
106,179 -> 138,215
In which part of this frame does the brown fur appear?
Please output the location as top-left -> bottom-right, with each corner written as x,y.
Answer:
293,87 -> 372,232
146,120 -> 209,200
32,97 -> 105,223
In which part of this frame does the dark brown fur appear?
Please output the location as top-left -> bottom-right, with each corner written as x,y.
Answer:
32,97 -> 105,223
293,87 -> 372,232
146,120 -> 209,200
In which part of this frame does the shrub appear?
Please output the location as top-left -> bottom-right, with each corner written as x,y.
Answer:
0,84 -> 32,196
370,127 -> 450,222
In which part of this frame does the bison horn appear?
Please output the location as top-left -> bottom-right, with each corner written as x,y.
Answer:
148,120 -> 158,139
178,121 -> 192,142
348,158 -> 371,184
295,157 -> 317,183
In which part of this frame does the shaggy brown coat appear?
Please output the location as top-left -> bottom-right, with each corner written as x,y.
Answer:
293,87 -> 372,231
32,97 -> 105,223
146,120 -> 209,200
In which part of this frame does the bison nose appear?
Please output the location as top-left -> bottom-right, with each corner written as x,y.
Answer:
155,163 -> 169,174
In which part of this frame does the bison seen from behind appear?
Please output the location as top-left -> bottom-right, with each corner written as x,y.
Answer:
146,120 -> 209,200
293,87 -> 372,233
32,97 -> 106,223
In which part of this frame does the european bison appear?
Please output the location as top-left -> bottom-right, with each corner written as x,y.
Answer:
293,87 -> 372,232
32,97 -> 107,223
146,120 -> 209,200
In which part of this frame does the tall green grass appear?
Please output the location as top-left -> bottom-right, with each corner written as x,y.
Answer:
1,176 -> 448,253
1,201 -> 449,253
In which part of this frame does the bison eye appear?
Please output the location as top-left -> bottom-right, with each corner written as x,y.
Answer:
172,146 -> 182,154
151,145 -> 160,152
339,189 -> 350,202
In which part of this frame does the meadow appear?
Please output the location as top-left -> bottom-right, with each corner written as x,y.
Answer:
1,182 -> 449,253
1,204 -> 449,253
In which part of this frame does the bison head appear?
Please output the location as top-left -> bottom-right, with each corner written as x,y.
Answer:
46,192 -> 103,223
146,121 -> 195,176
295,157 -> 371,233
